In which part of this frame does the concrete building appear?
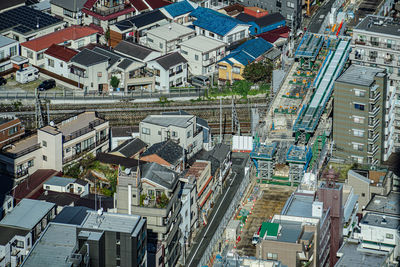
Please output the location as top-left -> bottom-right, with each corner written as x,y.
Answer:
179,177 -> 198,251
333,65 -> 390,165
0,112 -> 109,179
179,35 -> 226,76
350,15 -> 400,153
0,35 -> 18,73
363,190 -> 400,218
116,162 -> 182,267
0,116 -> 24,150
110,126 -> 139,150
50,0 -> 86,25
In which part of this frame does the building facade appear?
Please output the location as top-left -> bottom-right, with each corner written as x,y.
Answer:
0,116 -> 24,150
0,35 -> 19,73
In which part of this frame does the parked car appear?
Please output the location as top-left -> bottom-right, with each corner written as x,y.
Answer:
38,79 -> 56,91
190,75 -> 210,87
0,77 -> 6,86
16,67 -> 39,84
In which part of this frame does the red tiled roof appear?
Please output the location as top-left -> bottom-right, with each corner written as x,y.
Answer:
82,6 -> 135,21
89,23 -> 104,34
84,0 -> 98,9
21,26 -> 99,52
44,44 -> 79,62
129,0 -> 149,11
256,26 -> 290,43
145,0 -> 171,9
12,169 -> 61,203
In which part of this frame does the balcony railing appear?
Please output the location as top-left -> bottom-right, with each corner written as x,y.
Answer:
96,135 -> 108,146
63,143 -> 96,164
63,119 -> 106,142
15,168 -> 29,178
92,4 -> 130,16
4,143 -> 41,159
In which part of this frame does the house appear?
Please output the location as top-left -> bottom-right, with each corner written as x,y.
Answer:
190,7 -> 250,47
179,35 -> 225,76
236,12 -> 286,35
110,125 -> 139,150
0,0 -> 25,13
140,113 -> 203,158
0,112 -> 109,179
256,25 -> 290,47
160,0 -> 196,24
0,115 -> 24,149
141,139 -> 184,172
0,36 -> 19,74
114,40 -> 162,63
44,44 -> 79,78
50,0 -> 86,25
147,52 -> 188,91
0,6 -> 64,43
110,137 -> 147,158
218,37 -> 272,83
43,176 -> 89,196
141,22 -> 195,55
109,10 -> 168,47
21,26 -> 99,67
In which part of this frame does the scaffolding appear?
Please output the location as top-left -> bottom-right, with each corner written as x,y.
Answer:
250,142 -> 277,181
286,145 -> 312,185
295,33 -> 325,70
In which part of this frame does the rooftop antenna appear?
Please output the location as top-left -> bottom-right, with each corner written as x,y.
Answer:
36,17 -> 40,29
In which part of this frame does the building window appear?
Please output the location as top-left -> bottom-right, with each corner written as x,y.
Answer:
158,130 -> 161,135
42,140 -> 47,147
239,30 -> 245,39
10,46 -> 17,56
227,35 -> 233,43
159,42 -> 163,49
352,143 -> 363,151
195,55 -> 199,61
351,155 -> 363,163
48,58 -> 54,68
142,127 -> 150,135
147,37 -> 154,43
37,53 -> 44,60
43,155 -> 47,161
287,1 -> 294,8
172,131 -> 177,137
187,130 -> 191,138
27,50 -> 33,59
352,129 -> 364,137
354,89 -> 365,97
181,50 -> 188,55
354,103 -> 365,111
361,193 -> 365,197
77,40 -> 84,48
109,18 -> 117,25
63,9 -> 74,17
267,253 -> 278,260
353,116 -> 364,124
60,62 -> 63,68
386,233 -> 393,239
28,160 -> 34,167
232,67 -> 241,74
209,32 -> 214,38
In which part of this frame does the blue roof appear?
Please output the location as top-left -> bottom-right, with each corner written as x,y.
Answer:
44,176 -> 76,187
190,7 -> 248,36
220,38 -> 273,66
163,1 -> 195,18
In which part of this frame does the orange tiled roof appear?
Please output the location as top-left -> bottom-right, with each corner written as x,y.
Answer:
44,44 -> 79,62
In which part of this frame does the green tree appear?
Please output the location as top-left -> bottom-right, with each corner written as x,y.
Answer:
242,61 -> 273,83
232,80 -> 252,98
110,76 -> 120,89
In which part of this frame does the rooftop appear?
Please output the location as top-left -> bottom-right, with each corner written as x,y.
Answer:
146,22 -> 194,41
142,139 -> 183,166
70,48 -> 110,67
179,35 -> 225,53
220,38 -> 272,66
111,137 -> 147,158
267,219 -> 303,243
365,191 -> 400,217
236,12 -> 285,28
50,0 -> 86,12
96,152 -> 146,169
44,176 -> 76,187
336,240 -> 389,267
0,226 -> 30,245
114,40 -> 159,61
282,192 -> 315,218
336,65 -> 385,87
361,212 -> 400,230
80,210 -> 142,233
185,161 -> 209,179
44,44 -> 79,62
0,35 -> 18,47
0,199 -> 55,230
153,52 -> 187,70
161,0 -> 195,18
21,223 -> 77,267
52,206 -> 93,225
141,162 -> 179,190
37,191 -> 81,207
111,126 -> 139,137
142,114 -> 194,128
354,15 -> 400,37
114,10 -> 167,31
256,26 -> 290,43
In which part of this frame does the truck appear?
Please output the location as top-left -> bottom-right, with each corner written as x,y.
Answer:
16,66 -> 39,84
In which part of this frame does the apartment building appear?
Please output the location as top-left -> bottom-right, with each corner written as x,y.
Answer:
351,15 -> 400,153
50,0 -> 86,25
117,162 -> 182,267
140,114 -> 203,158
0,112 -> 109,179
0,116 -> 24,150
333,65 -> 390,165
0,35 -> 18,73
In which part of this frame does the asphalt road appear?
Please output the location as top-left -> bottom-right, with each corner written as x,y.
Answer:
308,0 -> 337,33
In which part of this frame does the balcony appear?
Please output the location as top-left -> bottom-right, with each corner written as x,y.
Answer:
63,119 -> 106,142
63,143 -> 96,164
368,133 -> 380,143
0,56 -> 11,64
369,106 -> 380,117
96,135 -> 108,146
92,4 -> 130,17
15,168 -> 29,178
4,143 -> 41,159
369,91 -> 380,104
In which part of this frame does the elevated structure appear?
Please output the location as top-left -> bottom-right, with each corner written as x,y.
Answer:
250,142 -> 277,182
286,145 -> 312,185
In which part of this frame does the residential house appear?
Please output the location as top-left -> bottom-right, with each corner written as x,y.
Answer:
109,10 -> 168,47
43,176 -> 89,196
147,52 -> 188,91
0,112 -> 109,179
141,139 -> 184,172
0,0 -> 25,13
110,125 -> 139,150
236,12 -> 286,35
0,36 -> 19,74
179,35 -> 225,76
110,137 -> 147,158
50,0 -> 86,25
0,6 -> 64,43
117,162 -> 182,267
141,22 -> 195,55
0,116 -> 25,150
160,0 -> 196,24
190,7 -> 250,48
114,40 -> 162,63
21,26 -> 98,67
140,113 -> 203,158
218,37 -> 273,83
44,44 -> 79,78
0,199 -> 56,267
256,25 -> 290,47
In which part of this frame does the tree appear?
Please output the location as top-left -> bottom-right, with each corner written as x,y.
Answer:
110,76 -> 120,89
232,80 -> 252,98
242,61 -> 273,83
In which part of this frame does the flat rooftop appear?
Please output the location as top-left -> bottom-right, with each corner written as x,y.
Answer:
266,219 -> 303,243
354,15 -> 400,37
22,223 -> 77,267
3,134 -> 38,154
80,211 -> 142,233
180,35 -> 225,52
336,65 -> 385,87
0,199 -> 55,230
336,240 -> 389,267
146,22 -> 194,41
361,212 -> 400,230
365,191 -> 400,217
142,114 -> 194,128
282,193 -> 315,218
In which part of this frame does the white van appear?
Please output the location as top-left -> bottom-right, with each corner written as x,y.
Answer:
16,67 -> 39,84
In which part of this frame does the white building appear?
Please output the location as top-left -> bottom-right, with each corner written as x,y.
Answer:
43,176 -> 89,196
0,36 -> 19,73
44,44 -> 78,78
50,0 -> 86,26
179,35 -> 225,76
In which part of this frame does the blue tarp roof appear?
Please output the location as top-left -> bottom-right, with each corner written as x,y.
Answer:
220,38 -> 273,66
190,7 -> 248,36
163,1 -> 195,18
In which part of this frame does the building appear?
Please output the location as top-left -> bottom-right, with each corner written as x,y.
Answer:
179,177 -> 198,251
114,40 -> 162,63
0,0 -> 24,13
0,116 -> 24,150
50,0 -> 86,25
43,176 -> 89,196
0,112 -> 109,179
44,44 -> 79,78
160,0 -> 196,24
341,185 -> 359,238
110,126 -> 139,150
236,12 -> 286,35
333,65 -> 390,165
363,190 -> 400,218
179,35 -> 225,76
218,38 -> 272,83
0,195 -> 13,220
20,25 -> 98,67
110,137 -> 147,159
256,26 -> 290,48
350,15 -> 400,153
116,162 -> 182,267
0,35 -> 19,74
140,113 -> 203,158
141,22 -> 195,55
141,140 -> 184,172
0,6 -> 64,43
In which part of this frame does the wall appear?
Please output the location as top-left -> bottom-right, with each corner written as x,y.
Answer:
38,129 -> 63,171
0,41 -> 18,72
218,61 -> 245,82
44,54 -> 70,78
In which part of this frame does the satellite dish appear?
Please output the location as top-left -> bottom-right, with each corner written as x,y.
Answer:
50,121 -> 55,127
124,168 -> 131,175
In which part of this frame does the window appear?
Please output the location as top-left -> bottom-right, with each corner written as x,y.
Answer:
361,193 -> 365,197
176,65 -> 182,72
187,130 -> 191,138
37,53 -> 44,60
27,50 -> 33,59
66,147 -> 71,153
147,37 -> 154,43
386,233 -> 393,239
217,35 -> 223,40
10,45 -> 17,56
63,9 -> 74,17
181,50 -> 188,55
93,17 -> 100,26
227,35 -> 233,43
42,140 -> 47,147
172,131 -> 177,137
90,35 -> 96,42
354,103 -> 365,111
352,143 -> 363,151
232,67 -> 241,74
48,58 -> 54,68
15,240 -> 24,248
43,155 -> 47,161
77,40 -> 84,48
109,18 -> 117,25
142,127 -> 150,135
287,1 -> 294,8
353,116 -> 364,124
8,126 -> 18,135
28,160 -> 34,167
60,62 -> 63,68
239,30 -> 245,39
353,129 -> 364,137
354,89 -> 365,97
45,185 -> 50,189
158,130 -> 161,135
351,155 -> 363,163
209,32 -> 214,38
159,42 -> 163,49
195,54 -> 199,61
267,253 -> 278,260
387,39 -> 393,49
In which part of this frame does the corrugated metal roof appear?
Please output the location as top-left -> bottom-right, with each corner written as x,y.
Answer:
162,1 -> 194,18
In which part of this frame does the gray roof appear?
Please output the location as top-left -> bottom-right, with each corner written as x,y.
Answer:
355,15 -> 400,37
142,140 -> 183,166
0,35 -> 17,48
141,162 -> 179,190
114,40 -> 158,61
336,240 -> 389,267
0,199 -> 55,230
336,65 -> 385,87
282,193 -> 314,218
365,191 -> 400,217
21,223 -> 77,267
80,211 -> 142,233
117,58 -> 135,70
348,169 -> 370,184
92,47 -> 122,69
44,176 -> 76,187
142,114 -> 194,128
50,0 -> 86,11
52,206 -> 92,225
153,52 -> 187,70
0,226 -> 30,245
361,212 -> 400,230
111,126 -> 139,137
112,137 -> 147,158
70,48 -> 109,67
269,220 -> 302,243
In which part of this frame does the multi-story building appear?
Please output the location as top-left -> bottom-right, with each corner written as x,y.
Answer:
350,15 -> 400,153
0,35 -> 19,74
116,162 -> 182,267
0,111 -> 109,179
333,65 -> 390,165
50,0 -> 86,25
0,116 -> 24,150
